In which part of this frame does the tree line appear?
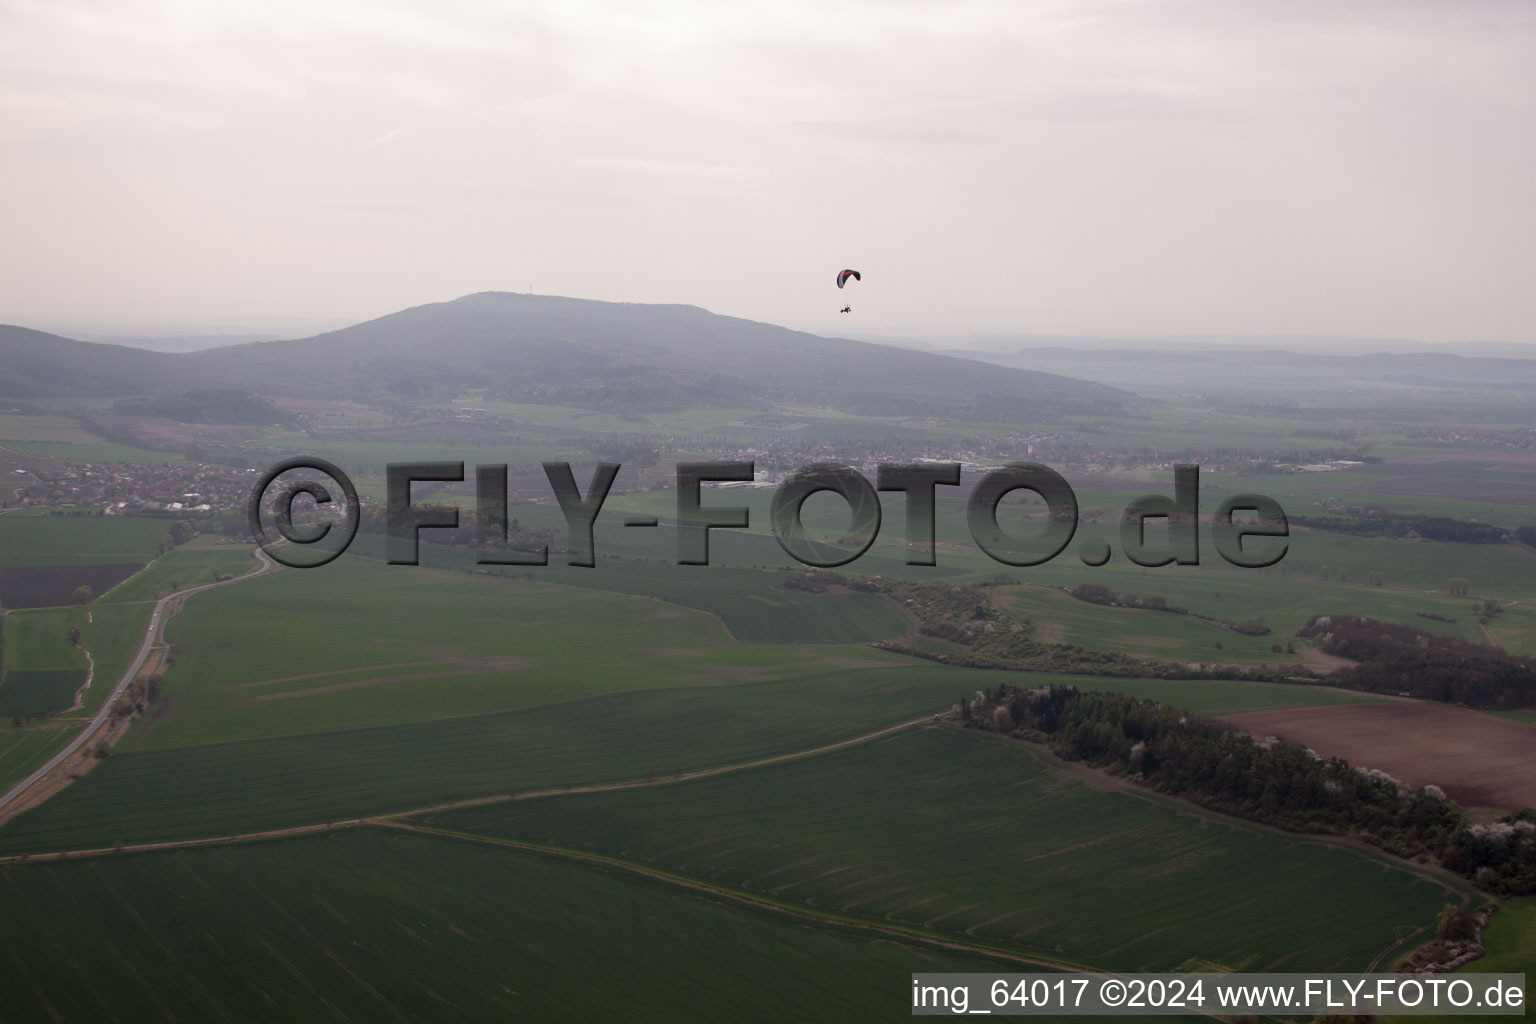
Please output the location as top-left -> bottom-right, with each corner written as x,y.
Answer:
1292,512 -> 1512,544
1298,615 -> 1536,709
962,684 -> 1535,897
1069,583 -> 1270,635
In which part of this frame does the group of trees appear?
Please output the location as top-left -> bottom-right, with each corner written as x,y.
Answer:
157,517 -> 198,555
1295,513 -> 1511,544
1069,583 -> 1184,614
1320,565 -> 1387,586
789,571 -> 1046,664
1441,811 -> 1536,896
1068,583 -> 1269,635
114,672 -> 162,719
963,684 -> 1535,896
1298,614 -> 1536,708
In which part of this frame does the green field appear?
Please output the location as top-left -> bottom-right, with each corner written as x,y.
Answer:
69,602 -> 154,717
1,606 -> 91,671
0,664 -> 1004,852
0,649 -> 1373,854
128,557 -> 906,749
429,725 -> 1464,974
0,721 -> 75,790
0,669 -> 85,719
0,512 -> 168,567
996,585 -> 1308,665
2,386 -> 1533,1019
0,606 -> 90,718
1483,603 -> 1536,659
98,540 -> 261,604
0,599 -> 154,786
0,829 -> 1029,1022
1463,899 -> 1536,1022
0,602 -> 152,714
1,440 -> 185,465
0,413 -> 104,443
1387,899 -> 1536,1023
0,544 -> 1386,856
605,486 -> 1534,604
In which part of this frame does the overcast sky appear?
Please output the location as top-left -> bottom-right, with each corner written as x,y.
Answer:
2,0 -> 1532,344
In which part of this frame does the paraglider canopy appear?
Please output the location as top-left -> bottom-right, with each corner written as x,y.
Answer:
836,269 -> 861,289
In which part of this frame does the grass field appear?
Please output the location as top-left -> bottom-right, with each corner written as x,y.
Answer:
0,434 -> 1526,1014
254,436 -> 582,476
0,655 -> 1371,855
1483,603 -> 1536,658
606,486 -> 1534,606
0,829 -> 1028,1022
0,602 -> 153,712
1387,898 -> 1535,1023
429,725 -> 1464,974
0,669 -> 86,719
1,440 -> 185,465
0,414 -> 104,444
129,558 -> 906,749
1470,899 -> 1536,983
0,606 -> 91,718
0,512 -> 168,568
0,721 -> 75,789
996,585 -> 1309,665
0,599 -> 153,778
0,664 -> 1009,852
68,601 -> 154,717
1471,899 -> 1535,994
98,540 -> 260,604
1,607 -> 91,672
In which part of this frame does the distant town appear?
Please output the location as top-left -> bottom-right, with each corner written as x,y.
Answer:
7,433 -> 1371,517
7,461 -> 258,514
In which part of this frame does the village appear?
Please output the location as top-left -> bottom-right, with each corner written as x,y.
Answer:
6,460 -> 259,514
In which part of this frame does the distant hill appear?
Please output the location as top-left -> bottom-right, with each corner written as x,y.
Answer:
3,296 -> 1133,420
181,293 -> 1133,420
0,325 -> 177,398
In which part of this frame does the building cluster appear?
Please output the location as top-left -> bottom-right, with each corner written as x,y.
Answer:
7,461 -> 258,513
685,434 -> 1353,481
1401,425 -> 1536,448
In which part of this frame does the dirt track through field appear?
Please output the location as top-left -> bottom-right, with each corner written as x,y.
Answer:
0,547 -> 278,820
0,715 -> 941,864
1220,702 -> 1536,811
0,716 -> 1458,985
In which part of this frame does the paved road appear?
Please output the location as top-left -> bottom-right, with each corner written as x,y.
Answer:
0,546 -> 277,813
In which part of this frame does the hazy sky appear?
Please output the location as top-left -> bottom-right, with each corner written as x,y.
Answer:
2,0 -> 1532,343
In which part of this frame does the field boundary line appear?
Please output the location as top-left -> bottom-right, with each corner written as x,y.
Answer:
0,715 -> 937,861
398,714 -> 938,817
0,819 -> 364,863
376,819 -> 1119,979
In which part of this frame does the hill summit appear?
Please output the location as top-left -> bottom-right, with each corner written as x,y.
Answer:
181,292 -> 1132,419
